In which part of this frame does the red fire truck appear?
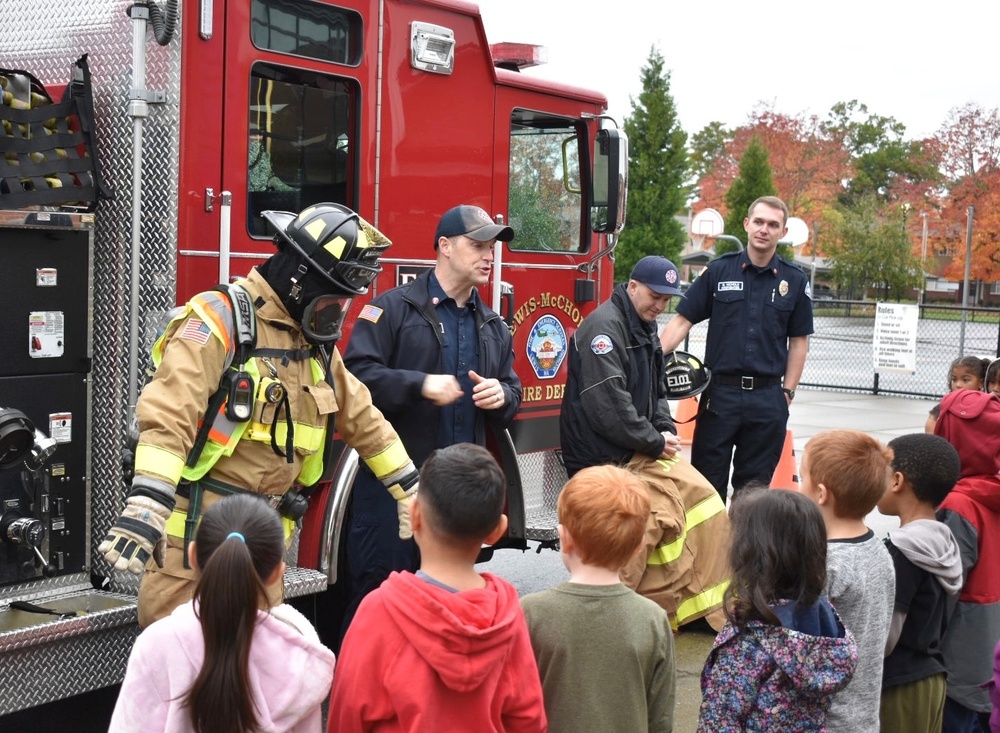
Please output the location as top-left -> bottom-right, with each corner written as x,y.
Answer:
0,0 -> 625,714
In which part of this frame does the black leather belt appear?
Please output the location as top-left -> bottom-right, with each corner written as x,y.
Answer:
713,374 -> 782,390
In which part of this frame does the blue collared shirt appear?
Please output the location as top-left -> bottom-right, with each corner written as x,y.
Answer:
428,272 -> 480,446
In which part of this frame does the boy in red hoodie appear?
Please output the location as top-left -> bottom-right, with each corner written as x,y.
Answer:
328,443 -> 545,733
933,389 -> 1000,732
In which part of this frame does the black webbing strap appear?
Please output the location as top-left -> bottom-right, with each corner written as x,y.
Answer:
179,476 -> 253,569
184,284 -> 258,469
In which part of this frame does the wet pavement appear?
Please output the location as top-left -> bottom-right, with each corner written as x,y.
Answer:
668,388 -> 932,731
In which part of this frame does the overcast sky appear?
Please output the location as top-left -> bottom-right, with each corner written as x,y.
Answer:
476,0 -> 998,141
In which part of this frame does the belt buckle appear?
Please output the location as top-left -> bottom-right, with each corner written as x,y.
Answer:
741,376 -> 754,390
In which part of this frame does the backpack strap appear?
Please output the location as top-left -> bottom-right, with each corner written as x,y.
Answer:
220,283 -> 258,365
185,283 -> 258,469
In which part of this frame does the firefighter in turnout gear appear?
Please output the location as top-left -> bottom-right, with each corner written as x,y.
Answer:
99,203 -> 420,627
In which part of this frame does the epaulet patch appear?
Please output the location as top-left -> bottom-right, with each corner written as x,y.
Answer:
359,304 -> 384,324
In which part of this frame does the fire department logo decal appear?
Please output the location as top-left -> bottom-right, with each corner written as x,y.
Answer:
526,315 -> 567,379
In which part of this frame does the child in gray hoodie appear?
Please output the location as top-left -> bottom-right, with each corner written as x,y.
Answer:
878,433 -> 964,733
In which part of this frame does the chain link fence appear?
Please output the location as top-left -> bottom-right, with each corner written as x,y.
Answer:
660,301 -> 1000,400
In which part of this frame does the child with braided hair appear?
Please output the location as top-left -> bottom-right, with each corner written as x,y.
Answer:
110,493 -> 335,733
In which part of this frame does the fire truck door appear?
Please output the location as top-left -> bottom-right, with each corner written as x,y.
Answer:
491,93 -> 608,543
218,1 -> 364,272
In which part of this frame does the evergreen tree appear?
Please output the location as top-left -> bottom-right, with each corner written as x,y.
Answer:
719,136 -> 788,258
618,47 -> 689,281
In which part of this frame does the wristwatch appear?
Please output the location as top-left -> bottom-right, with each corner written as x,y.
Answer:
782,388 -> 795,401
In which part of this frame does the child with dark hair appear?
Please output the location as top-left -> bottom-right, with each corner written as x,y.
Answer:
800,429 -> 896,733
521,464 -> 675,733
697,488 -> 858,731
109,493 -> 335,733
986,358 -> 1000,399
879,434 -> 963,733
328,443 -> 545,733
926,355 -> 991,433
933,389 -> 1000,732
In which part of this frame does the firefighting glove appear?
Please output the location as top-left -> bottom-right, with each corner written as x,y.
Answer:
385,467 -> 420,541
98,481 -> 175,575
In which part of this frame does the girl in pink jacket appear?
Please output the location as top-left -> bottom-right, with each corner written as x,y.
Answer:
109,494 -> 335,733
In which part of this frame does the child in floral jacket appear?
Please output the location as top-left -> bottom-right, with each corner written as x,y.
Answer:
698,488 -> 858,731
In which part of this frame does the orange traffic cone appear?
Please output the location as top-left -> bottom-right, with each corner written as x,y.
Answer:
770,430 -> 800,490
674,397 -> 699,445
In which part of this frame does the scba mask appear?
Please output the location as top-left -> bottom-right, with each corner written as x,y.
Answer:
301,295 -> 352,344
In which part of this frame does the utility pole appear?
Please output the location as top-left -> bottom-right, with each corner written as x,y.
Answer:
919,212 -> 928,306
810,221 -> 818,294
959,206 -> 974,355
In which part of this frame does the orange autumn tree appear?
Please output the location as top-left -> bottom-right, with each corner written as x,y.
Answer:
940,169 -> 1000,288
934,104 -> 1000,292
695,105 -> 850,233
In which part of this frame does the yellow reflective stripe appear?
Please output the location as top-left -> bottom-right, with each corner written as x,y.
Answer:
673,579 -> 730,629
167,506 -> 295,541
134,444 -> 187,485
281,516 -> 296,542
647,493 -> 726,566
299,451 -> 324,487
164,507 -> 188,538
363,439 -> 410,481
244,421 -> 326,452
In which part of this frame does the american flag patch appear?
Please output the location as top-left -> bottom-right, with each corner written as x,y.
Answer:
178,318 -> 212,345
359,304 -> 383,324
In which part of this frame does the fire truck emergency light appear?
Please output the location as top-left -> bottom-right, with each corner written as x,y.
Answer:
411,21 -> 456,75
490,43 -> 548,70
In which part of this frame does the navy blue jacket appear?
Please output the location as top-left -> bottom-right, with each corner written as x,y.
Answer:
560,284 -> 676,476
343,269 -> 521,467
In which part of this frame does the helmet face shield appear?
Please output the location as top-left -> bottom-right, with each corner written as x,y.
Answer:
301,295 -> 352,344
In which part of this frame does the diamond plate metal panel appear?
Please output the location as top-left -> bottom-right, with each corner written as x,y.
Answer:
0,589 -> 138,714
0,0 -> 182,708
517,450 -> 564,543
0,0 -> 182,595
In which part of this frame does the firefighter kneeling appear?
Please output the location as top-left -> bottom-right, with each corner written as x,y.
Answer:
100,203 -> 419,628
560,257 -> 731,631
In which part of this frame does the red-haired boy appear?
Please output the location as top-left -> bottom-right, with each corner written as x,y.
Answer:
521,465 -> 675,733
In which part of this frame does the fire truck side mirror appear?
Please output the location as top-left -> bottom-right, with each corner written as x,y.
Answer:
591,128 -> 628,235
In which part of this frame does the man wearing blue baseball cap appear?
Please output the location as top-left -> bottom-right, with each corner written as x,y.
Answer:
340,204 -> 521,644
560,255 -> 730,631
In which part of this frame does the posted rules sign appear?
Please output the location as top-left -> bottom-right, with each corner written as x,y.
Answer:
873,302 -> 918,374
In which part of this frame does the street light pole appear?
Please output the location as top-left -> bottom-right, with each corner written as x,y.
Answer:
810,221 -> 818,294
920,212 -> 928,306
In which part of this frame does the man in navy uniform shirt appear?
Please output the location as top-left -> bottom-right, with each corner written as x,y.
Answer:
660,196 -> 813,502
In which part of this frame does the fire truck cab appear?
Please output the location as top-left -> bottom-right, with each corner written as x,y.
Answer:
0,0 -> 625,714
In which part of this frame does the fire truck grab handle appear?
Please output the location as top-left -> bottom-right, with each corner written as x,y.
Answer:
218,191 -> 233,283
500,283 -> 515,329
